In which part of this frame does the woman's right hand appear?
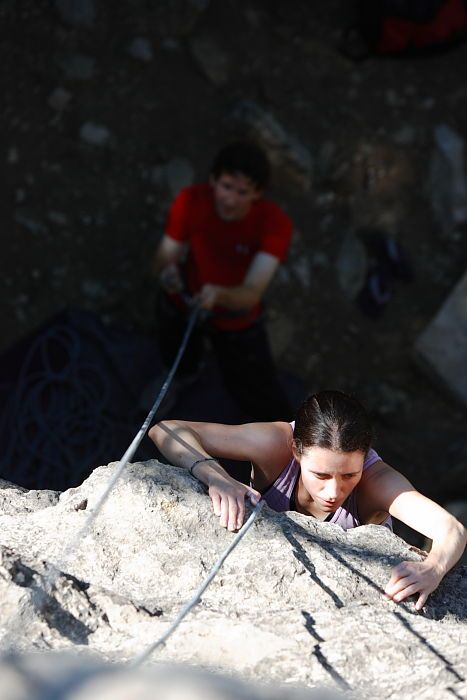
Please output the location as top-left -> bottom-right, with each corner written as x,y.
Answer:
207,474 -> 261,532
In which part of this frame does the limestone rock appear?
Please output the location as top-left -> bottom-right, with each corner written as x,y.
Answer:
267,310 -> 294,360
127,38 -> 153,63
48,88 -> 72,111
0,461 -> 465,700
430,124 -> 467,235
60,55 -> 96,81
0,653 -> 343,700
0,479 -> 58,515
335,231 -> 367,300
190,36 -> 230,85
228,100 -> 312,192
80,122 -> 111,147
165,157 -> 194,197
415,268 -> 467,408
55,0 -> 95,28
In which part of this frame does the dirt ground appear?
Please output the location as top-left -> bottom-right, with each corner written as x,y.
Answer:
2,1 -> 467,510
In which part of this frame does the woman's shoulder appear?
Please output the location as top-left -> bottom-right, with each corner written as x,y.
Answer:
363,447 -> 382,470
356,458 -> 415,524
251,421 -> 294,491
253,421 -> 293,462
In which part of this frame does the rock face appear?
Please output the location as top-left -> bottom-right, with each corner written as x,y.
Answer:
0,653 -> 342,700
2,1 -> 467,515
430,124 -> 467,235
228,100 -> 313,192
415,268 -> 467,408
0,461 -> 466,700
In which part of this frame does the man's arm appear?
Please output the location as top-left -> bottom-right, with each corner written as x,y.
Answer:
359,462 -> 467,609
196,251 -> 280,311
153,234 -> 185,274
153,234 -> 187,294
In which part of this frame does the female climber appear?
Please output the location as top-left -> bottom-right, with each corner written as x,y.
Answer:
148,390 -> 466,610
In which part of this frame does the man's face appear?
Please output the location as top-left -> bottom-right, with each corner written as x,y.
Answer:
210,172 -> 262,222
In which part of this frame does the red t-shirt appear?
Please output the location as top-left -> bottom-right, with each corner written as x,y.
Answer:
165,183 -> 293,330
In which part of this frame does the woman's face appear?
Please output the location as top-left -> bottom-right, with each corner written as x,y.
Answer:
294,445 -> 365,512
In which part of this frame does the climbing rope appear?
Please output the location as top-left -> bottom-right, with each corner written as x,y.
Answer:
48,300 -> 266,665
0,323 -> 116,487
4,300 -> 267,669
131,499 -> 265,666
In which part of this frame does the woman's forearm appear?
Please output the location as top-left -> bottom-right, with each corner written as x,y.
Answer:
425,516 -> 466,576
148,420 -> 232,487
149,420 -> 207,467
148,420 -> 260,530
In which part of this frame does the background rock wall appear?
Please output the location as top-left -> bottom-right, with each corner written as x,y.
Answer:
1,0 -> 467,539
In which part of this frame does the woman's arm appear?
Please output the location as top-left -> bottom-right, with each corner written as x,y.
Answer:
148,420 -> 290,531
358,462 -> 467,610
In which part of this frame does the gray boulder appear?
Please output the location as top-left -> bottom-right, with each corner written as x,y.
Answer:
190,35 -> 230,85
0,653 -> 342,700
415,268 -> 467,408
430,124 -> 467,236
0,461 -> 465,700
228,100 -> 313,192
55,0 -> 95,28
0,479 -> 59,515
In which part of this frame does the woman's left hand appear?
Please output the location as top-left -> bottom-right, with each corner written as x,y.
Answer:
384,560 -> 443,611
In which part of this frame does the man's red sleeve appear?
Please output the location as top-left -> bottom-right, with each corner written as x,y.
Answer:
259,202 -> 293,262
165,187 -> 191,242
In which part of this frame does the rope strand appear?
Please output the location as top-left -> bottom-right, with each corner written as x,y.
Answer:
131,499 -> 265,666
49,304 -> 201,585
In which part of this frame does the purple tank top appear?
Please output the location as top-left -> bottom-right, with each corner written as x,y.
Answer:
261,429 -> 392,530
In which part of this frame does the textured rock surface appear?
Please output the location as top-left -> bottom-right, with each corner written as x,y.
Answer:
228,99 -> 313,192
0,461 -> 465,700
0,478 -> 59,515
415,268 -> 467,408
0,653 -> 343,700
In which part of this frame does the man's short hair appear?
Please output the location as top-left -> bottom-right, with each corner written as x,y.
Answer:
211,141 -> 270,190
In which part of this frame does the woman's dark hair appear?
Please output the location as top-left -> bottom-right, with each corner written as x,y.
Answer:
210,141 -> 270,190
293,390 -> 373,456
